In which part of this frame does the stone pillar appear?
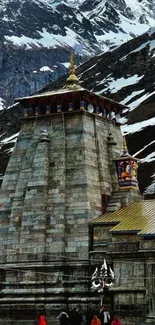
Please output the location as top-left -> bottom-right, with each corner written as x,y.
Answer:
107,132 -> 119,193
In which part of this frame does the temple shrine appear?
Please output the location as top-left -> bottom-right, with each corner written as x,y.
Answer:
0,53 -> 154,325
21,54 -> 125,120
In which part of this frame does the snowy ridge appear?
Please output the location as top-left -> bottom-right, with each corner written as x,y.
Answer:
1,0 -> 155,53
1,0 -> 155,106
1,0 -> 155,196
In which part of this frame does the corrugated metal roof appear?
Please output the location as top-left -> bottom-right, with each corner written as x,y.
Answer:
93,200 -> 155,236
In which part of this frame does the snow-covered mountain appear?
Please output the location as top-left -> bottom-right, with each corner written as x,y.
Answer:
1,0 -> 155,195
1,0 -> 155,53
34,26 -> 155,197
0,0 -> 155,108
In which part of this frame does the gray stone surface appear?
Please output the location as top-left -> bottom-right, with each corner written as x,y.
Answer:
0,110 -> 123,323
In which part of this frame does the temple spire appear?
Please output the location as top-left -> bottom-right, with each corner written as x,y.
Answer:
66,52 -> 80,89
122,136 -> 129,156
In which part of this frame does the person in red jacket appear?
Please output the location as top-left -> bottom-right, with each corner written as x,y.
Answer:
39,313 -> 47,325
91,315 -> 101,325
111,315 -> 122,325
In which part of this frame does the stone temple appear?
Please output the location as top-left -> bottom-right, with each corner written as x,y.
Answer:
0,54 -> 154,325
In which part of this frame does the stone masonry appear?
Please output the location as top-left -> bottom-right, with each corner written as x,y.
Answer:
0,110 -> 122,324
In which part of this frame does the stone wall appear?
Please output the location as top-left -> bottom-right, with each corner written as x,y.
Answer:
0,111 -> 122,323
91,227 -> 155,325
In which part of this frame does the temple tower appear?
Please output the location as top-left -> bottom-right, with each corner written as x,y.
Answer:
0,55 -> 126,324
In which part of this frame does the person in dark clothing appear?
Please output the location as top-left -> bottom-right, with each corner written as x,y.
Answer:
70,307 -> 82,325
57,311 -> 70,325
86,307 -> 93,325
80,315 -> 87,325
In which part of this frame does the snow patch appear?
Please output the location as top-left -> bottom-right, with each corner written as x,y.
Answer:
144,182 -> 155,195
1,132 -> 19,144
5,27 -> 83,50
61,62 -> 70,68
129,91 -> 155,109
133,140 -> 155,157
100,75 -> 143,94
140,152 -> 155,163
40,66 -> 54,72
120,90 -> 144,105
121,117 -> 155,135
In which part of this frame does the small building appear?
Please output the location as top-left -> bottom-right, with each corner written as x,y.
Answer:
0,53 -> 150,325
90,143 -> 155,325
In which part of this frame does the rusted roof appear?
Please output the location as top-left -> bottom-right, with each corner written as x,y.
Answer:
93,200 -> 155,236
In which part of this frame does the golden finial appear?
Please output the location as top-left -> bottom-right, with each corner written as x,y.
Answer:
122,136 -> 129,155
67,52 -> 79,86
70,52 -> 75,73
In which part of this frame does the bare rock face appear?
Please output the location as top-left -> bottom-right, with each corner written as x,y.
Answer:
0,46 -> 69,106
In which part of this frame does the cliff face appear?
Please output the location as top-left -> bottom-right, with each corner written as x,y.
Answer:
0,46 -> 69,107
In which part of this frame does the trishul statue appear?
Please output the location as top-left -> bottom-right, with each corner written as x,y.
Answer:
91,259 -> 114,293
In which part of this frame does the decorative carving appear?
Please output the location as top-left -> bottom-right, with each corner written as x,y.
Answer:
115,136 -> 139,189
91,259 -> 114,292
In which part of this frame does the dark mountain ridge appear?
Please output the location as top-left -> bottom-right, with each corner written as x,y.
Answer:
1,27 -> 155,195
0,0 -> 155,107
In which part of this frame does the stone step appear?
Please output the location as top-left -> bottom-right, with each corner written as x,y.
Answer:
111,191 -> 122,196
106,203 -> 121,212
108,197 -> 121,203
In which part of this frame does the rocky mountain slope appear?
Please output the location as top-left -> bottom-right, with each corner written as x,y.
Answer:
1,1 -> 155,196
48,27 -> 155,197
0,0 -> 155,109
2,26 -> 155,195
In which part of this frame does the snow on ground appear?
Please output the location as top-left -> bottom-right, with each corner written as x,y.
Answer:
99,75 -> 143,93
120,90 -> 144,105
123,0 -> 154,20
120,90 -> 155,111
6,102 -> 19,110
61,62 -> 70,68
127,39 -> 155,56
47,0 -> 61,9
5,27 -> 80,50
4,5 -> 155,54
144,170 -> 155,195
121,117 -> 155,135
0,98 -> 6,110
40,66 -> 54,72
144,181 -> 155,195
140,152 -> 155,163
120,37 -> 155,62
1,132 -> 19,144
129,91 -> 155,109
133,140 -> 155,157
